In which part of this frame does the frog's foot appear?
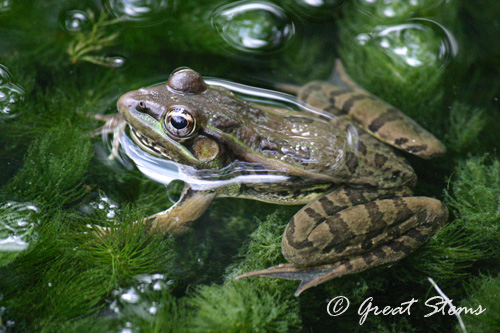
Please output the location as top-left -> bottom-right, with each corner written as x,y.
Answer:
235,244 -> 409,296
91,113 -> 126,160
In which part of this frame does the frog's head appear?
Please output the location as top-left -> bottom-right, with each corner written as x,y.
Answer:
117,68 -> 223,169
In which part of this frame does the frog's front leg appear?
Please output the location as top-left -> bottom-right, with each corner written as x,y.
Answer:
236,188 -> 448,296
91,113 -> 126,160
145,184 -> 216,235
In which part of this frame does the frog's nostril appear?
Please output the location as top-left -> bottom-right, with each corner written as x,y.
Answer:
117,92 -> 136,110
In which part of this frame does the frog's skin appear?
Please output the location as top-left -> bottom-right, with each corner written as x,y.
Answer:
112,62 -> 448,296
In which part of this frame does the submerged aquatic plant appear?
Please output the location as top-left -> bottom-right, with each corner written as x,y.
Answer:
66,10 -> 122,67
0,0 -> 499,331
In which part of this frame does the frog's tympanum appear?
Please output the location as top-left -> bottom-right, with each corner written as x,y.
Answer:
114,63 -> 448,296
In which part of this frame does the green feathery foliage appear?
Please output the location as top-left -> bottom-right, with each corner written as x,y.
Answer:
0,0 -> 499,331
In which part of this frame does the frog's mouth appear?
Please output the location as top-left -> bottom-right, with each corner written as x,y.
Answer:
130,127 -> 173,160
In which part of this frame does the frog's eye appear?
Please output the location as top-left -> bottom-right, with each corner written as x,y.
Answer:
164,107 -> 196,138
136,101 -> 148,112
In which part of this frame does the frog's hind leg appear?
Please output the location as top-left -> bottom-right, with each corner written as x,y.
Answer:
236,195 -> 448,296
298,63 -> 446,159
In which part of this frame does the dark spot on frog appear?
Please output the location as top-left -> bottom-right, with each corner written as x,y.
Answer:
394,137 -> 409,145
392,198 -> 414,225
284,217 -> 315,251
323,105 -> 342,116
361,252 -> 375,265
300,82 -> 323,101
374,153 -> 388,168
406,144 -> 428,153
368,107 -> 400,132
406,227 -> 428,243
237,127 -> 260,147
340,94 -> 366,115
357,141 -> 368,155
259,138 -> 279,152
210,114 -> 239,133
304,207 -> 325,227
345,151 -> 359,174
361,238 -> 373,250
329,88 -> 348,101
372,248 -> 387,259
319,196 -> 336,216
364,201 -> 384,224
323,215 -> 354,248
387,240 -> 413,255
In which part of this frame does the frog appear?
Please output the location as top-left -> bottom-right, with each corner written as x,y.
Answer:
102,61 -> 448,296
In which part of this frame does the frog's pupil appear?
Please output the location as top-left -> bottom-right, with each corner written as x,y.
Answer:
171,115 -> 187,129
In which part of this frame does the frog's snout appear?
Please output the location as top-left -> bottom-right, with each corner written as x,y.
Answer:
117,92 -> 136,114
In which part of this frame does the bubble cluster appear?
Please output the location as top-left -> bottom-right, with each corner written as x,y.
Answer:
0,202 -> 39,256
79,194 -> 120,219
356,20 -> 457,68
104,0 -> 173,25
211,1 -> 295,54
0,64 -> 25,120
107,273 -> 174,323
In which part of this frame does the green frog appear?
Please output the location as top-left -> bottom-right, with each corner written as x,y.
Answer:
104,62 -> 448,296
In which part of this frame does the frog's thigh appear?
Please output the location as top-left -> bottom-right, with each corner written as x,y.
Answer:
283,196 -> 448,267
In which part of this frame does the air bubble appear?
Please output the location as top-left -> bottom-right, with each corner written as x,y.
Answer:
0,65 -> 25,120
0,202 -> 39,266
356,20 -> 457,68
166,179 -> 185,204
60,10 -> 90,32
104,55 -> 127,68
104,0 -> 173,26
79,194 -> 121,220
0,0 -> 14,14
211,1 -> 295,54
357,0 -> 447,19
285,0 -> 343,20
108,273 -> 173,318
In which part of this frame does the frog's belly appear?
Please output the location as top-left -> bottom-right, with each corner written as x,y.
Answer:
221,182 -> 333,205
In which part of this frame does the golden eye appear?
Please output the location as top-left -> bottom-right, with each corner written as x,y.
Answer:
164,106 -> 196,138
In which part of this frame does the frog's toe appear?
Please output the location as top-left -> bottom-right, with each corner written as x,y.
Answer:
235,264 -> 337,296
235,243 -> 410,296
